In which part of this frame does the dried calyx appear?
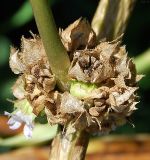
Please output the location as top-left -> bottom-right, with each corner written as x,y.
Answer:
9,18 -> 142,135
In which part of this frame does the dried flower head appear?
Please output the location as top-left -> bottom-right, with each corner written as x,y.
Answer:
60,18 -> 97,59
10,34 -> 56,115
45,39 -> 141,134
9,18 -> 141,135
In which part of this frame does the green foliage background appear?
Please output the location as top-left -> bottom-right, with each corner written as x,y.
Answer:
0,0 -> 150,135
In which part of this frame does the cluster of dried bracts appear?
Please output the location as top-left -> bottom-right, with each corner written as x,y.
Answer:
9,18 -> 142,137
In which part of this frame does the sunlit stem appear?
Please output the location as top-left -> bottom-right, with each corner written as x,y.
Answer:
91,0 -> 136,41
49,125 -> 89,160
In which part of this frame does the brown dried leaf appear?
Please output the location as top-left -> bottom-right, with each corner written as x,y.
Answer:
69,41 -> 123,83
89,106 -> 106,117
32,95 -> 45,115
9,47 -> 26,74
21,36 -> 47,66
60,18 -> 96,52
43,77 -> 56,93
60,92 -> 84,114
45,91 -> 61,116
12,76 -> 25,99
96,41 -> 120,60
113,75 -> 127,88
109,87 -> 138,112
45,107 -> 67,125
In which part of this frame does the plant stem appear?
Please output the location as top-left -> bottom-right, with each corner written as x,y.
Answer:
29,1 -> 89,160
91,0 -> 136,41
49,127 -> 89,160
29,0 -> 70,92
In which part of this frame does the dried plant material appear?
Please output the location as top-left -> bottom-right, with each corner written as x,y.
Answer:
21,36 -> 47,66
23,60 -> 56,115
10,34 -> 56,115
89,106 -> 106,117
60,92 -> 84,114
9,19 -> 141,135
109,87 -> 137,108
9,47 -> 26,74
9,35 -> 47,74
66,38 -> 141,134
12,76 -> 25,100
45,91 -> 68,125
68,42 -> 120,83
60,18 -> 96,52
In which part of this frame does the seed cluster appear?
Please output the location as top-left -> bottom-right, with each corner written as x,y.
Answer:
10,18 -> 142,134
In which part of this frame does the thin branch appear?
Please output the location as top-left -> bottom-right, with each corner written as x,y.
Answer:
29,0 -> 70,91
91,0 -> 136,41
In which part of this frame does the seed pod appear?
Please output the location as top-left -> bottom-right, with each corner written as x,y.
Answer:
9,19 -> 142,135
67,37 -> 141,133
10,33 -> 56,115
60,18 -> 96,53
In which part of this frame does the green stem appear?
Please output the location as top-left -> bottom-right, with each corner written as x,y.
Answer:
91,0 -> 136,41
29,0 -> 70,92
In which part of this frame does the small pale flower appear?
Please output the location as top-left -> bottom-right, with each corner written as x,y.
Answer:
5,110 -> 34,139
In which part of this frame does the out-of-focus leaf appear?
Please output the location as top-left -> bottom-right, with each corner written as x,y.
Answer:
0,79 -> 15,113
134,49 -> 150,89
7,1 -> 33,30
0,79 -> 15,99
0,36 -> 10,66
134,49 -> 150,74
0,124 -> 57,147
0,1 -> 32,32
138,75 -> 150,90
0,0 -> 60,33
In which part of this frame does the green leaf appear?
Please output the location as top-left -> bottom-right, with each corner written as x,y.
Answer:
0,1 -> 33,32
8,1 -> 33,29
0,0 -> 59,33
0,79 -> 15,99
134,49 -> 150,89
0,36 -> 10,66
134,49 -> 150,74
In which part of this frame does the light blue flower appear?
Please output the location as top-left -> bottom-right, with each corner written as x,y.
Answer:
5,110 -> 34,139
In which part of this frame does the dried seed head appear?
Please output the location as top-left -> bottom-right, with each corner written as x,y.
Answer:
12,76 -> 26,100
65,39 -> 141,133
9,19 -> 142,135
9,47 -> 26,74
10,33 -> 56,115
60,18 -> 97,58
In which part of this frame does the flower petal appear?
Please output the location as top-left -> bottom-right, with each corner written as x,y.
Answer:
7,117 -> 16,125
4,111 -> 11,116
9,121 -> 22,130
23,124 -> 33,139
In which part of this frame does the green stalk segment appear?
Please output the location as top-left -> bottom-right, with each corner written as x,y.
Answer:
30,0 -> 70,91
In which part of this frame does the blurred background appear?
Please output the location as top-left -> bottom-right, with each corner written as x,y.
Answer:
0,0 -> 150,159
